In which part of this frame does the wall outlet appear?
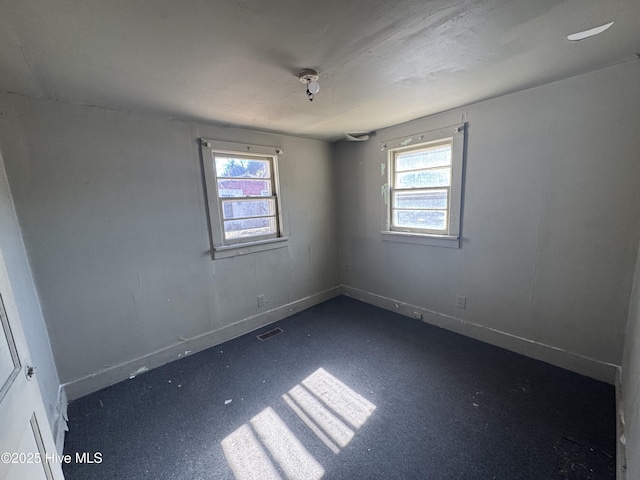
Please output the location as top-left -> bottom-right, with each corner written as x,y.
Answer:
257,294 -> 265,307
456,295 -> 467,309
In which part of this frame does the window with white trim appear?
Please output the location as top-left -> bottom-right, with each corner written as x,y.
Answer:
200,140 -> 287,259
390,140 -> 452,234
383,124 -> 466,247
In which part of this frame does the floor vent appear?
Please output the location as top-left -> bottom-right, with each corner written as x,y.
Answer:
257,327 -> 283,341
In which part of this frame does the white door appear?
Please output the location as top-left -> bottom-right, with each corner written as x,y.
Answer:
0,248 -> 64,480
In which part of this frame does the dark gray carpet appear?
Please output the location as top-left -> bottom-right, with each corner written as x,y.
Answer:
63,296 -> 616,479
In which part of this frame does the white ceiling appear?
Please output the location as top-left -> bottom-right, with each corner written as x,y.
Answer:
1,0 -> 638,141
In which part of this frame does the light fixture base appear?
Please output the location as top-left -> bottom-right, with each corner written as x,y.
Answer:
298,69 -> 319,83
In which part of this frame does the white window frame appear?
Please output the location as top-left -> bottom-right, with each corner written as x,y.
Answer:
200,139 -> 288,259
381,123 -> 466,248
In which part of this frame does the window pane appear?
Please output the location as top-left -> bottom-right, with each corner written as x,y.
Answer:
222,198 -> 276,219
217,179 -> 272,197
393,209 -> 447,230
395,145 -> 451,171
215,157 -> 271,178
395,168 -> 450,188
394,189 -> 448,209
224,217 -> 277,239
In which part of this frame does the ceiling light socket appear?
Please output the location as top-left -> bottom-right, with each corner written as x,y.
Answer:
298,69 -> 319,83
298,68 -> 320,101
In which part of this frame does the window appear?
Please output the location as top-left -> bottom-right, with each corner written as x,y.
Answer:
200,140 -> 287,259
215,155 -> 278,242
383,124 -> 466,248
390,141 -> 452,234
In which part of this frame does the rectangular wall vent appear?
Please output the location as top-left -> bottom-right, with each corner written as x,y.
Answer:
257,327 -> 283,341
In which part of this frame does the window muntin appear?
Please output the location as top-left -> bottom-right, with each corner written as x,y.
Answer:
213,153 -> 280,244
390,140 -> 453,235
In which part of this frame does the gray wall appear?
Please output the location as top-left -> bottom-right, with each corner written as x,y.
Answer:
336,60 -> 640,381
1,58 -> 639,402
0,147 -> 60,430
622,241 -> 640,478
0,94 -> 339,395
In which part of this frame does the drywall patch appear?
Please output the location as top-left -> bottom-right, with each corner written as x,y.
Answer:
567,21 -> 614,41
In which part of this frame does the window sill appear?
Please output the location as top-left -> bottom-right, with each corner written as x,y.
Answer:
213,237 -> 289,259
380,230 -> 460,249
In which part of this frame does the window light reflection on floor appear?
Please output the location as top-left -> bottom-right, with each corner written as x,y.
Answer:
301,368 -> 376,430
221,368 -> 376,480
221,424 -> 282,480
286,384 -> 354,448
250,407 -> 324,480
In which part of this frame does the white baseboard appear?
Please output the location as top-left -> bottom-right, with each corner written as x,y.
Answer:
341,285 -> 619,385
53,386 -> 68,454
616,368 -> 627,480
63,286 -> 341,401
